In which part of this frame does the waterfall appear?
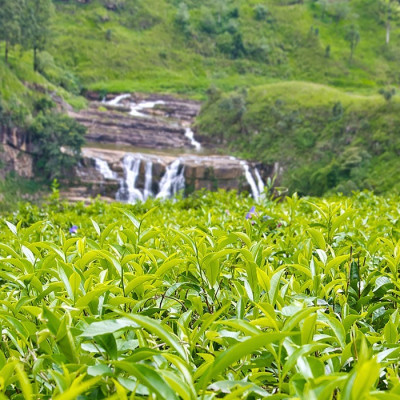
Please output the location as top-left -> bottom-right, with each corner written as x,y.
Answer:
184,127 -> 202,151
116,155 -> 144,203
104,94 -> 165,118
144,161 -> 153,200
104,93 -> 131,106
241,162 -> 262,201
156,160 -> 185,199
254,168 -> 265,195
114,154 -> 185,204
94,158 -> 117,180
130,101 -> 165,118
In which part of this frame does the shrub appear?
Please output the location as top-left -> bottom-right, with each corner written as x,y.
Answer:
254,4 -> 269,21
29,111 -> 86,179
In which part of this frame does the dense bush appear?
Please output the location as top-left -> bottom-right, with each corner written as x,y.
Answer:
1,191 -> 400,398
29,111 -> 86,179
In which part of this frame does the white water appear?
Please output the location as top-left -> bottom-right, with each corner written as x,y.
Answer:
254,168 -> 265,195
114,154 -> 185,203
105,93 -> 131,106
144,161 -> 153,200
116,155 -> 144,203
130,100 -> 165,117
94,158 -> 117,180
156,159 -> 185,199
241,162 -> 265,201
89,152 -> 265,204
184,127 -> 202,150
104,94 -> 165,118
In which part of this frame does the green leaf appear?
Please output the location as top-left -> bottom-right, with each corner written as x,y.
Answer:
113,362 -> 179,400
307,228 -> 326,249
95,334 -> 118,360
121,313 -> 188,361
197,332 -> 298,391
80,318 -> 140,337
54,376 -> 101,400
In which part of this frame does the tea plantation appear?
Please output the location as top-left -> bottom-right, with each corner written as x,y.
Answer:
1,190 -> 400,399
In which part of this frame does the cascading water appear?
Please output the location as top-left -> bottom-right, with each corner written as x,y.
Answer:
184,127 -> 202,151
94,158 -> 117,180
116,155 -> 144,203
104,94 -> 165,118
130,101 -> 165,118
241,162 -> 265,201
254,168 -> 265,195
104,93 -> 131,106
156,159 -> 185,199
143,161 -> 153,200
105,94 -> 202,149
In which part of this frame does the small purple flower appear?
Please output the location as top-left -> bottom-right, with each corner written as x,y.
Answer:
69,225 -> 78,234
245,206 -> 257,220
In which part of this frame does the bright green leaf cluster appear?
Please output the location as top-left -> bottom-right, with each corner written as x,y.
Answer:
0,190 -> 400,399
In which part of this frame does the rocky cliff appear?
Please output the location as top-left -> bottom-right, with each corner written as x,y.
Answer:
63,147 -> 265,203
0,126 -> 33,179
62,93 -> 271,203
69,94 -> 203,150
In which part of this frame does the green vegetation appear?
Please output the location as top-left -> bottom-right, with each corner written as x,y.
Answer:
1,191 -> 400,398
44,0 -> 400,95
30,108 -> 87,179
0,173 -> 48,213
197,81 -> 400,196
2,0 -> 400,196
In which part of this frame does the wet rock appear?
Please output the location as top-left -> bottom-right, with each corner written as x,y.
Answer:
68,93 -> 203,150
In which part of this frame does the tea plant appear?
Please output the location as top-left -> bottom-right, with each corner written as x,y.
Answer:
1,190 -> 400,399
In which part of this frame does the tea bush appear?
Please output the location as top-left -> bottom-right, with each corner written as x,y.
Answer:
1,190 -> 400,398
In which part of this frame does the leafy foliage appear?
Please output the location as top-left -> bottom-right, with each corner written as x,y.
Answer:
29,111 -> 86,179
1,190 -> 400,398
196,81 -> 400,196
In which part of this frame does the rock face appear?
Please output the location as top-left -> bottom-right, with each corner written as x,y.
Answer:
0,126 -> 33,179
66,147 -> 264,202
65,93 -> 271,203
69,94 -> 202,150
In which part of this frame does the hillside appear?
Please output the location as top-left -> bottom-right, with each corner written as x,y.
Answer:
197,81 -> 400,195
48,0 -> 400,96
2,0 -> 400,200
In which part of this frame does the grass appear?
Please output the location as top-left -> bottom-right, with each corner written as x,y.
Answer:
196,80 -> 400,196
0,173 -> 49,213
44,0 -> 400,97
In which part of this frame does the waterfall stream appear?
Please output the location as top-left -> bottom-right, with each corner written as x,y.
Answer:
83,94 -> 268,204
254,168 -> 265,195
94,158 -> 117,179
184,128 -> 202,151
116,155 -> 144,203
156,159 -> 185,199
144,160 -> 153,200
92,154 -> 265,203
104,94 -> 202,149
241,162 -> 261,200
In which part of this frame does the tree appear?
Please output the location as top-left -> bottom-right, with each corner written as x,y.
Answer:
379,0 -> 400,45
345,24 -> 360,63
30,111 -> 86,179
23,0 -> 53,71
0,0 -> 23,64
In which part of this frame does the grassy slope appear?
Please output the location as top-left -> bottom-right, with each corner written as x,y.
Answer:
49,0 -> 400,97
2,0 -> 400,197
197,81 -> 400,195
